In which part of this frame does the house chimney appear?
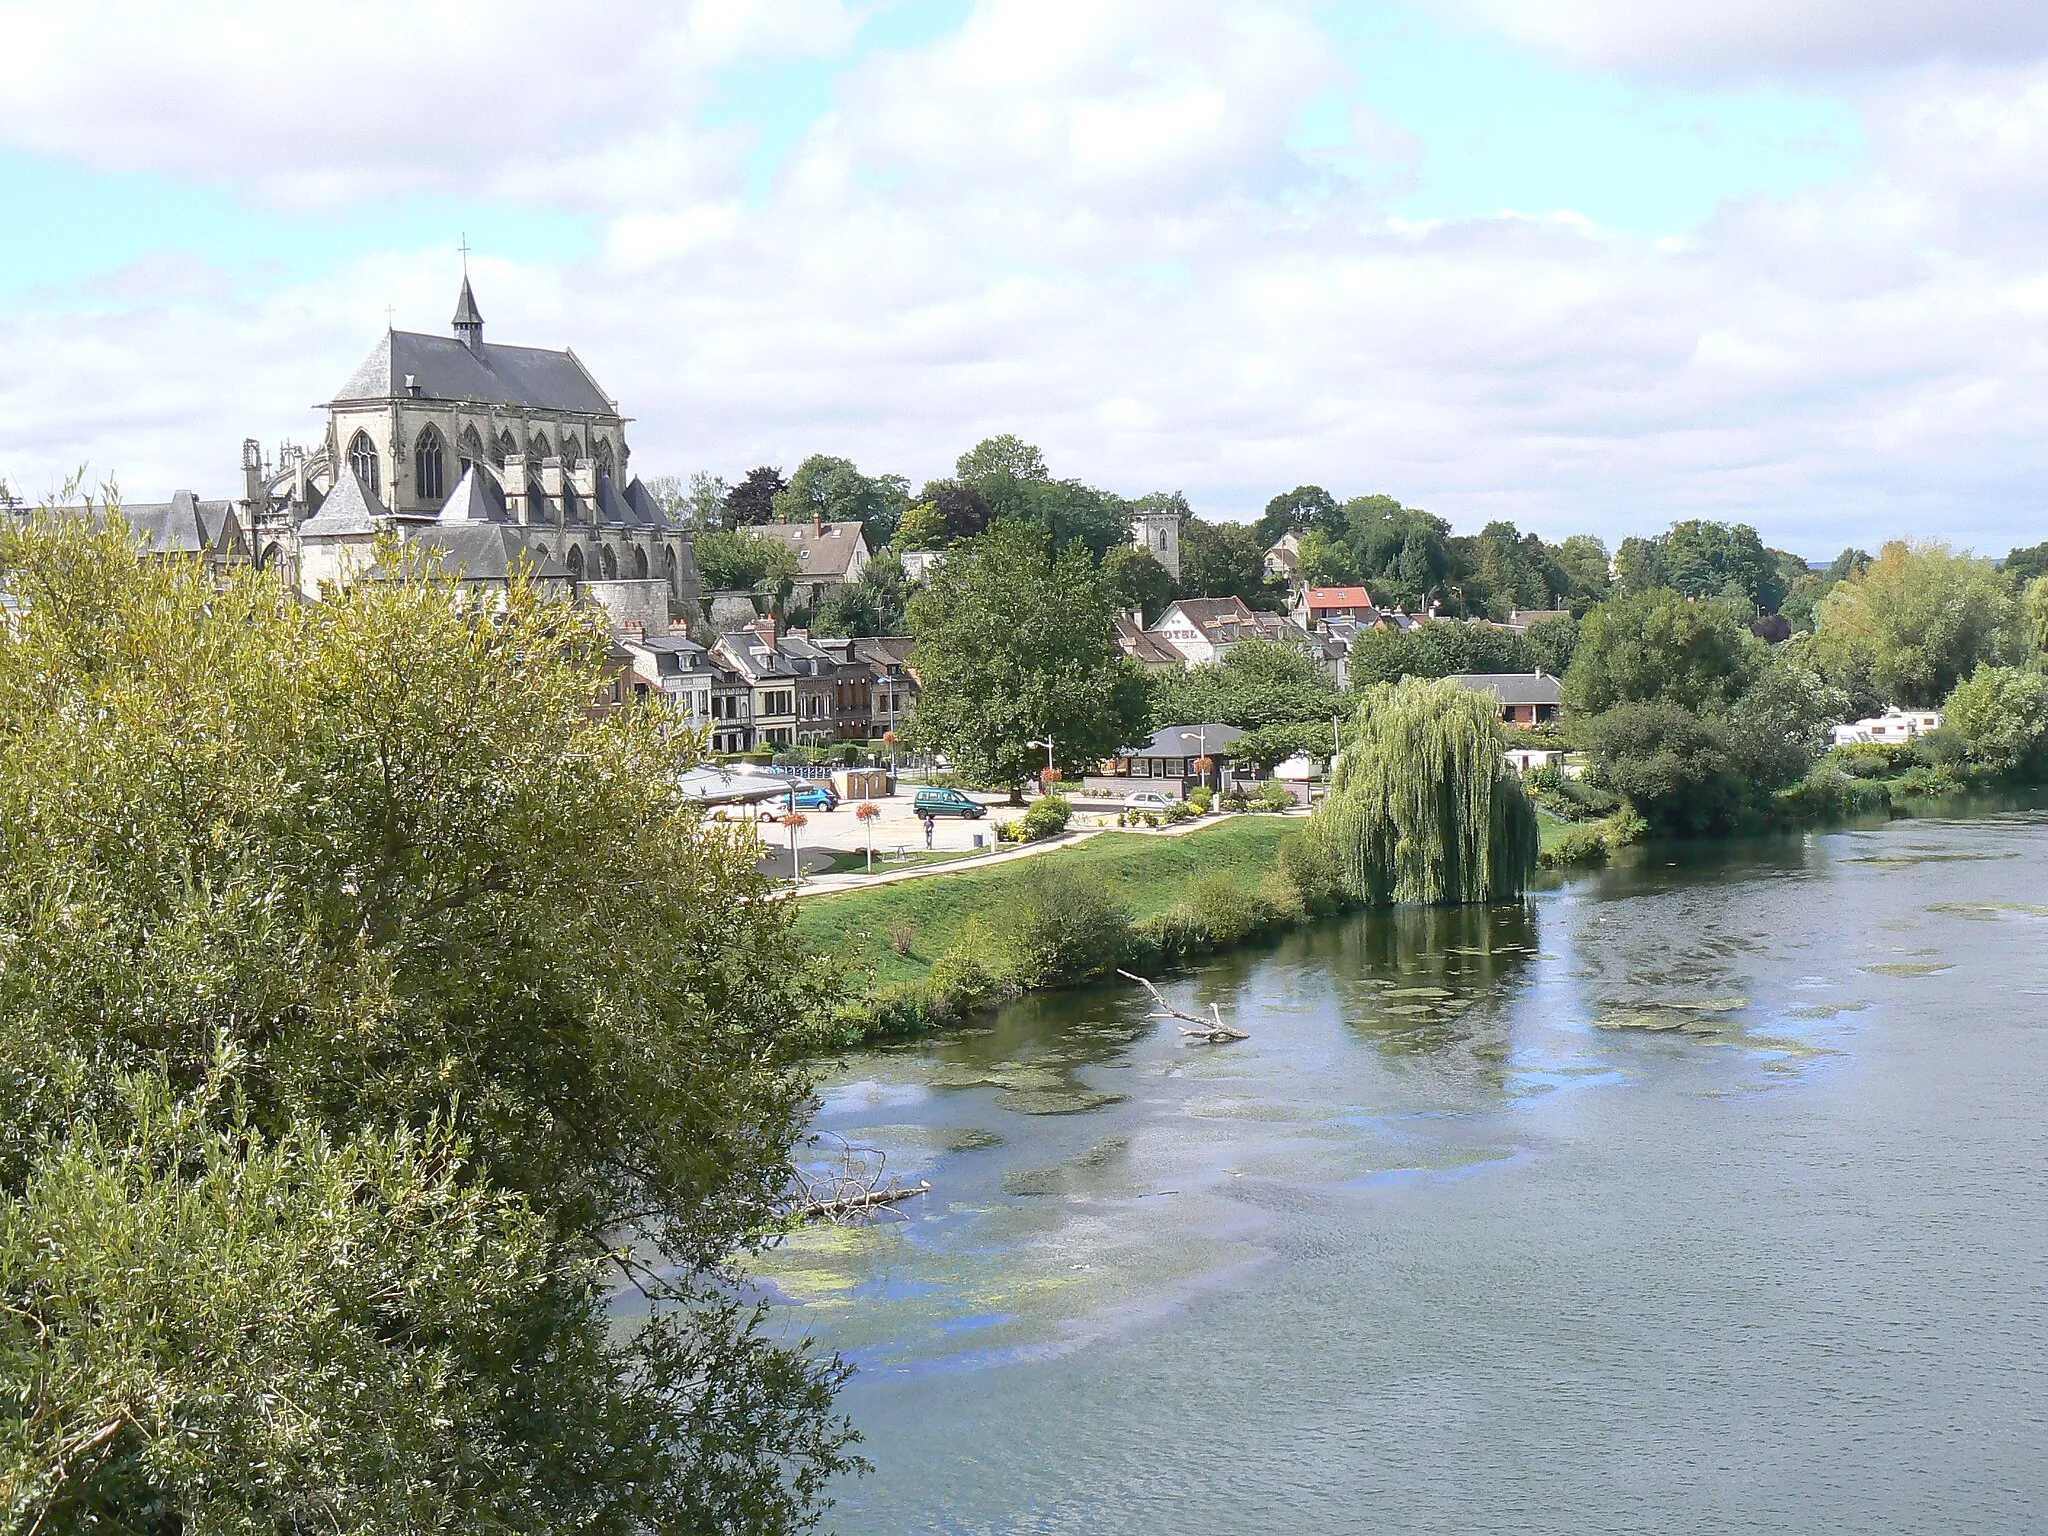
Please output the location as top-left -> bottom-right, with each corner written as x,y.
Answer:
750,615 -> 777,646
812,512 -> 823,537
619,619 -> 644,640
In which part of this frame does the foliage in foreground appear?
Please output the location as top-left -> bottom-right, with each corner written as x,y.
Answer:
1305,677 -> 1539,906
0,518 -> 858,1535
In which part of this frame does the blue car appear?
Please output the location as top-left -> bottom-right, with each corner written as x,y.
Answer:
787,782 -> 839,811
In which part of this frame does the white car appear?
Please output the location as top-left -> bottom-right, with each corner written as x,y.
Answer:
1123,790 -> 1177,811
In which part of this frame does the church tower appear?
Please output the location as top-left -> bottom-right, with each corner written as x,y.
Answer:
1131,505 -> 1181,580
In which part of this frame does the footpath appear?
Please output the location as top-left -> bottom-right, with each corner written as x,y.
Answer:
792,809 -> 1306,897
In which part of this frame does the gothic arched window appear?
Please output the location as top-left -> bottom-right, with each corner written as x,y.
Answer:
347,431 -> 380,495
497,430 -> 516,464
559,431 -> 584,463
565,545 -> 585,583
631,547 -> 649,580
458,425 -> 485,475
414,425 -> 446,503
530,430 -> 551,461
664,547 -> 679,598
600,545 -> 618,580
595,439 -> 615,478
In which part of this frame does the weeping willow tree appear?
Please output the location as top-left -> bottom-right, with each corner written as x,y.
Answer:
1306,676 -> 1539,906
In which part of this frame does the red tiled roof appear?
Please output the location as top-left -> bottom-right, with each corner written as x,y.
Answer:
1304,586 -> 1374,606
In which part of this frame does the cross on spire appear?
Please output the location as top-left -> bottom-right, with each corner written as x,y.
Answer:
458,232 -> 470,275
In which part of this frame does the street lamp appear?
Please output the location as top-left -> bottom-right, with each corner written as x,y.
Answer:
1027,736 -> 1056,792
782,811 -> 808,884
854,801 -> 881,872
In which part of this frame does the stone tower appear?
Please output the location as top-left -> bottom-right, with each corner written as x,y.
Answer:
1131,506 -> 1181,580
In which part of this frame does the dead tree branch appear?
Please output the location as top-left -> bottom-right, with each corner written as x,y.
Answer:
1116,969 -> 1249,1043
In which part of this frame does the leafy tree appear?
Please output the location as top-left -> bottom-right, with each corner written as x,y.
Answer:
1612,535 -> 1669,594
1338,495 -> 1450,609
1660,520 -> 1790,612
912,484 -> 993,542
1231,719 -> 1338,771
1582,702 -> 1749,836
2023,575 -> 2048,658
1100,543 -> 1176,626
1346,621 -> 1532,688
1552,534 -> 1612,612
1178,518 -> 1280,609
1522,612 -> 1580,676
906,521 -> 1148,799
894,501 -> 948,551
646,472 -> 730,530
813,553 -> 909,637
1941,664 -> 2048,779
1304,677 -> 1538,905
1811,540 -> 2016,707
1254,485 -> 1341,546
772,455 -> 911,547
2003,542 -> 2048,585
694,527 -> 799,594
1563,588 -> 1759,716
723,465 -> 786,526
1295,529 -> 1361,587
1147,639 -> 1341,730
1827,547 -> 1873,582
0,519 -> 859,1533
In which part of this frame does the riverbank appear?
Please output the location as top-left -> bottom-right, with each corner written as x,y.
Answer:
791,813 -> 1329,1048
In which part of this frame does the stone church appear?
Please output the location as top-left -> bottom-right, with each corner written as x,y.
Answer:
245,275 -> 700,621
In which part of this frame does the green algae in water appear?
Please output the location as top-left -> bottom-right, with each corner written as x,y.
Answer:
1002,1135 -> 1134,1197
1862,962 -> 1955,977
1847,850 -> 2019,869
1786,1001 -> 1872,1020
1000,1089 -> 1128,1116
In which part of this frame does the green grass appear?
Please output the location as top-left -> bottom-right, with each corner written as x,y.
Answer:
790,814 -> 1299,992
1536,810 -> 1577,852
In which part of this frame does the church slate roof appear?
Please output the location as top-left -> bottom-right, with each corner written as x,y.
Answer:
328,331 -> 617,416
401,525 -> 569,584
113,490 -> 248,562
299,468 -> 385,536
623,477 -> 669,529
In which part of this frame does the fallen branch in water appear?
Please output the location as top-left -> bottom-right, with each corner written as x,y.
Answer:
784,1132 -> 932,1224
1116,969 -> 1250,1043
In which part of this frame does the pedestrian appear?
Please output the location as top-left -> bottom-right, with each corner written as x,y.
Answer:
921,811 -> 935,850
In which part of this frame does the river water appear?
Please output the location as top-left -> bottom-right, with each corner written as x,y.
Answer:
764,808 -> 2048,1534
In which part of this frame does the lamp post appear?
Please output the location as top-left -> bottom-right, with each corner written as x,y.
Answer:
854,801 -> 880,872
782,811 -> 808,884
1027,736 -> 1056,796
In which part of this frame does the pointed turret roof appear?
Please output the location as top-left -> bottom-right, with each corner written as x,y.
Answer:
300,466 -> 385,536
452,274 -> 483,328
436,464 -> 510,525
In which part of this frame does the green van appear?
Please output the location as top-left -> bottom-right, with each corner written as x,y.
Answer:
912,786 -> 987,819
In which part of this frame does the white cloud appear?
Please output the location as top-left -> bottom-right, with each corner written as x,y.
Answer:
1434,0 -> 2048,78
4,0 -> 2048,555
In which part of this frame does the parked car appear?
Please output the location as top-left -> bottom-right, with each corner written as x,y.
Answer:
913,786 -> 987,819
1123,790 -> 1177,811
787,782 -> 839,811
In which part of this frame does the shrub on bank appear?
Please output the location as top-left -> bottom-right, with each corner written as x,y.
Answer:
1189,786 -> 1214,814
988,865 -> 1132,987
1020,793 -> 1072,841
1540,823 -> 1611,868
1254,779 -> 1294,812
1777,765 -> 1893,822
1831,742 -> 1914,779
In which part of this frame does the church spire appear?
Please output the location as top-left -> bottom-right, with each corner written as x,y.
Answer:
452,272 -> 484,351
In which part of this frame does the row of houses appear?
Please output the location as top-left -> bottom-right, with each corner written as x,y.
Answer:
613,615 -> 918,752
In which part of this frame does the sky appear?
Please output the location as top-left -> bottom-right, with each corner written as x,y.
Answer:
3,0 -> 2047,557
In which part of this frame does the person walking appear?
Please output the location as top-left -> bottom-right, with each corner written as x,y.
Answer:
921,811 -> 936,850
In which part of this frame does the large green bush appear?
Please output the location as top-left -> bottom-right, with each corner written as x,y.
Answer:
988,865 -> 1132,987
1942,664 -> 2048,779
1020,793 -> 1073,841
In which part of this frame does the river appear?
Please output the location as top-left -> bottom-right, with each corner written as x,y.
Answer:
763,806 -> 2048,1534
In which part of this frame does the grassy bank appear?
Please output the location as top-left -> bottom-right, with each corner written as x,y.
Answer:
790,814 -> 1321,1046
